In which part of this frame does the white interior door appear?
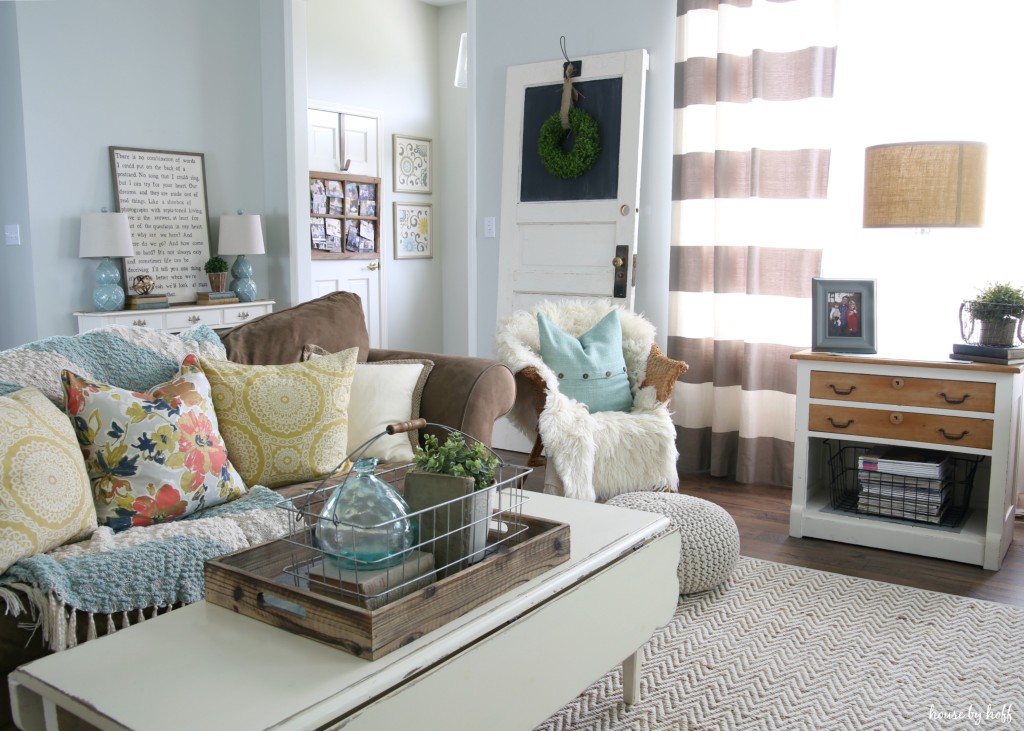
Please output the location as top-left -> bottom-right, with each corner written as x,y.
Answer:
312,260 -> 382,347
493,50 -> 648,453
308,105 -> 386,348
496,49 -> 649,321
308,109 -> 342,172
341,114 -> 378,177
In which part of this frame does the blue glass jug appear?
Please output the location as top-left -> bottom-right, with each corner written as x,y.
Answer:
316,457 -> 414,569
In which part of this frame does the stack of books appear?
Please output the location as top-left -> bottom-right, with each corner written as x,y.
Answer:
950,343 -> 1024,365
196,291 -> 239,306
126,293 -> 169,310
306,550 -> 435,609
856,446 -> 951,523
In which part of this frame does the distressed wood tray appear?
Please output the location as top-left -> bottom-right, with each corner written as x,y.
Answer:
204,514 -> 570,660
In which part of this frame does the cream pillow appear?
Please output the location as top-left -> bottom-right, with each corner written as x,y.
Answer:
200,348 -> 358,488
0,388 -> 97,573
302,345 -> 432,462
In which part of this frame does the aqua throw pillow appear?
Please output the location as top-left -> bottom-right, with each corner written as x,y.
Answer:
537,310 -> 633,413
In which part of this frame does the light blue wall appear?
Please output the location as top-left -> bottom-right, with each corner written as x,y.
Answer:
1,0 -> 289,344
0,3 -> 37,349
306,0 -> 444,353
472,0 -> 677,357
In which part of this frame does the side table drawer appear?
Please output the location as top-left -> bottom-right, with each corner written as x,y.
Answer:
808,404 -> 993,450
809,371 -> 995,412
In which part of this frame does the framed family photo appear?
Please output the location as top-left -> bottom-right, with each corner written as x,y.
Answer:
811,278 -> 877,354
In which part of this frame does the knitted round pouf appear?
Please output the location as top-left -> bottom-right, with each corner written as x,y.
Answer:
607,492 -> 740,595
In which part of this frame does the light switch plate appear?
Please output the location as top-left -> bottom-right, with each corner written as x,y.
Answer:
4,224 -> 20,246
484,217 -> 496,238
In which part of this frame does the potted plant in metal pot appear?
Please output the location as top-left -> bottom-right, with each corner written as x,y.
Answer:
963,282 -> 1024,347
204,255 -> 229,292
404,431 -> 499,577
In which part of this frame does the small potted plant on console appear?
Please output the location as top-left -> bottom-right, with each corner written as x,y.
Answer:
204,255 -> 229,293
964,282 -> 1024,347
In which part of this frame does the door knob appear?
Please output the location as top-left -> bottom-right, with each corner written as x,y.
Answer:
368,260 -> 380,271
612,257 -> 624,268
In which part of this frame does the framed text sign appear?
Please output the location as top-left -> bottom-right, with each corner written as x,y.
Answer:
110,147 -> 211,303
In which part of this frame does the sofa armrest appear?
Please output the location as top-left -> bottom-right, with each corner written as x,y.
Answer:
369,349 -> 515,448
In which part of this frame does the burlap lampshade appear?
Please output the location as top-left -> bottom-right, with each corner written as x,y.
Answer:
863,142 -> 987,227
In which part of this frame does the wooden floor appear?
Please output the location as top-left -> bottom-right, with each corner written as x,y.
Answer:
499,451 -> 1024,608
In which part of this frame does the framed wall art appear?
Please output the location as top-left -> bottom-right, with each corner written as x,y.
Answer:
394,202 -> 432,259
811,278 -> 877,354
393,134 -> 431,193
109,146 -> 211,303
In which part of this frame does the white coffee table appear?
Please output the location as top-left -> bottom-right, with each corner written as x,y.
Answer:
10,492 -> 680,731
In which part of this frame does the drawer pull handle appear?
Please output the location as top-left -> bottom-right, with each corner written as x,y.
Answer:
827,417 -> 854,429
188,315 -> 201,324
828,384 -> 856,396
892,378 -> 905,390
889,413 -> 904,425
938,428 -> 969,441
238,312 -> 250,320
938,392 -> 970,405
132,319 -> 147,327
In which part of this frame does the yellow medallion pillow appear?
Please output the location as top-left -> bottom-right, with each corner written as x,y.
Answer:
200,347 -> 358,488
0,388 -> 97,573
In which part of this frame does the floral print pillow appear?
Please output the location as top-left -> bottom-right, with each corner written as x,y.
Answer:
62,354 -> 246,530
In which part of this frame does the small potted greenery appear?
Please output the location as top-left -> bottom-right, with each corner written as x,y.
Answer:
405,432 -> 500,576
204,255 -> 229,292
965,282 -> 1024,347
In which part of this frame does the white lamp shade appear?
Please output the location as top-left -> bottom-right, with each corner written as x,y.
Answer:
79,212 -> 135,258
218,214 -> 265,255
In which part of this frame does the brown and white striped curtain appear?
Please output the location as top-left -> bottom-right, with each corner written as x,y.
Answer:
670,0 -> 839,485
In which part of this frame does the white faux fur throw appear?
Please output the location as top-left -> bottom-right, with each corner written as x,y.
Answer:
494,300 -> 679,502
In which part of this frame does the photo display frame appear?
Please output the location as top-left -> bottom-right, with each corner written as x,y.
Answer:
393,135 -> 432,193
394,202 -> 432,259
110,147 -> 211,303
812,278 -> 877,354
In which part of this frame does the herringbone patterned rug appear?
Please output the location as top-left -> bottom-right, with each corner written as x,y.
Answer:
535,557 -> 1023,730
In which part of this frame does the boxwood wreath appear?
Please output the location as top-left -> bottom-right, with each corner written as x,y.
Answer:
537,107 -> 600,180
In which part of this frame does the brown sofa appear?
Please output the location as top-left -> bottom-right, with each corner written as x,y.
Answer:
218,291 -> 515,449
0,291 -> 515,729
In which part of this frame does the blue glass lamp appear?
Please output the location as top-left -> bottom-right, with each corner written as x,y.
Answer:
218,211 -> 265,302
79,210 -> 135,312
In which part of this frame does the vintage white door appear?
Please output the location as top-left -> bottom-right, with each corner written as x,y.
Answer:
493,50 -> 648,452
308,105 -> 386,347
496,49 -> 649,320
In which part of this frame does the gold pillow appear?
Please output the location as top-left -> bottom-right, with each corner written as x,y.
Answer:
0,388 -> 97,573
200,348 -> 358,488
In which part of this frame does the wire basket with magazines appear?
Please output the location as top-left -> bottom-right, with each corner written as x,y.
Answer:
825,440 -> 981,528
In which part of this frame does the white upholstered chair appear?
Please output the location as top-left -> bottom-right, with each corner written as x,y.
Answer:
494,300 -> 688,502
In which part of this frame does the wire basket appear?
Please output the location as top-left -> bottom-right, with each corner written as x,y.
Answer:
959,300 -> 1024,347
275,421 -> 532,609
824,439 -> 980,528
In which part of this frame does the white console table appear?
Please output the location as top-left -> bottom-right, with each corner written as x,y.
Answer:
74,300 -> 274,335
790,351 -> 1022,570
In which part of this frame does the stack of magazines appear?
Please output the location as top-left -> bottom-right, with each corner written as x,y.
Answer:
856,446 -> 951,523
